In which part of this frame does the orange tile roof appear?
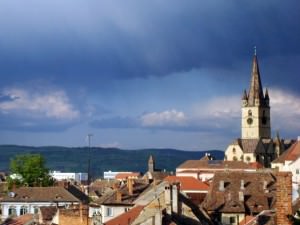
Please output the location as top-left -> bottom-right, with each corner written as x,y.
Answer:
104,205 -> 144,225
273,140 -> 300,163
164,176 -> 209,191
2,214 -> 34,225
239,215 -> 255,225
249,161 -> 264,169
115,172 -> 140,180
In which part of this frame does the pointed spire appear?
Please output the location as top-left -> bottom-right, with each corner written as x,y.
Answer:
242,89 -> 248,100
265,88 -> 269,100
247,52 -> 264,106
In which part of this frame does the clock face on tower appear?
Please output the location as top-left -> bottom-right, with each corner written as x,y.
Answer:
247,117 -> 253,125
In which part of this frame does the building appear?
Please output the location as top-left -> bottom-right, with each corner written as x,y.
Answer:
0,187 -> 80,221
224,52 -> 293,167
103,171 -> 135,180
115,172 -> 141,181
50,171 -> 88,183
202,171 -> 277,225
92,178 -> 149,223
271,137 -> 300,200
143,155 -> 170,182
176,159 -> 257,182
164,175 -> 209,205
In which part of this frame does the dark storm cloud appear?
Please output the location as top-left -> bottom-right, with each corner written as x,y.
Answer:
0,1 -> 299,89
0,114 -> 77,132
90,115 -> 239,137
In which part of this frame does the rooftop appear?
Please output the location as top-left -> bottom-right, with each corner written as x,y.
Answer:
0,187 -> 80,203
177,160 -> 254,170
164,176 -> 209,191
202,171 -> 276,214
272,140 -> 300,163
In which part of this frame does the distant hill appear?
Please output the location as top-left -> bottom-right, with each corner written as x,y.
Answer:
0,145 -> 224,178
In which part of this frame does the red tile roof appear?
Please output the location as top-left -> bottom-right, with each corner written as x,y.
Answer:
273,140 -> 300,163
2,214 -> 34,225
104,205 -> 144,225
239,216 -> 255,225
164,176 -> 209,191
249,161 -> 264,169
115,172 -> 140,180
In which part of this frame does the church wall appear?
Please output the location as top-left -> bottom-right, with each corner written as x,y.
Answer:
243,153 -> 256,163
225,144 -> 243,161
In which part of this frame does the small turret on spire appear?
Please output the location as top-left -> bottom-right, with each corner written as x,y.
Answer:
265,88 -> 269,99
242,89 -> 248,100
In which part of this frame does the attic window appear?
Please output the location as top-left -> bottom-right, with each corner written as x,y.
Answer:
232,148 -> 236,153
55,195 -> 62,199
248,110 -> 252,116
22,195 -> 29,199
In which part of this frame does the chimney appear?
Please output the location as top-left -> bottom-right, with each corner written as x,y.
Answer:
219,180 -> 225,191
240,180 -> 245,190
239,191 -> 244,202
116,190 -> 122,202
172,184 -> 178,213
275,172 -> 292,225
165,185 -> 171,214
263,180 -> 268,192
79,203 -> 83,223
127,178 -> 133,195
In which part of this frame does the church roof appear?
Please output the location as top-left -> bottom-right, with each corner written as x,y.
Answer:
247,55 -> 265,106
231,138 -> 261,153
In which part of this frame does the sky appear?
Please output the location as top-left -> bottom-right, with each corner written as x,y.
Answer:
0,1 -> 300,150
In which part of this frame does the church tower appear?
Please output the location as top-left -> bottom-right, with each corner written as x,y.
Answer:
241,52 -> 271,139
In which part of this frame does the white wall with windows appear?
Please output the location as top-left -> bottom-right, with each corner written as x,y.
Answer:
100,205 -> 131,223
50,171 -> 88,183
1,201 -> 76,220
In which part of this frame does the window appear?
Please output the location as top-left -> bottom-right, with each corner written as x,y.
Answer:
230,216 -> 236,224
106,207 -> 113,217
296,169 -> 299,175
233,156 -> 238,161
246,156 -> 251,162
248,110 -> 252,116
8,206 -> 17,216
232,148 -> 236,154
34,207 -> 39,214
20,206 -> 28,215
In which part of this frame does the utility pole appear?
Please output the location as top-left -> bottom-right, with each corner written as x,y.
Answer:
86,134 -> 93,225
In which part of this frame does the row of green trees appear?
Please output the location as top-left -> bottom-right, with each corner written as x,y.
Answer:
8,153 -> 54,189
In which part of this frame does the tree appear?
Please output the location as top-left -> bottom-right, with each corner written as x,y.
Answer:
8,153 -> 54,188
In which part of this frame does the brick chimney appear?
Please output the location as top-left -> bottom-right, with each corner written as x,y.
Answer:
127,178 -> 133,195
219,180 -> 225,191
275,172 -> 292,225
116,190 -> 122,202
